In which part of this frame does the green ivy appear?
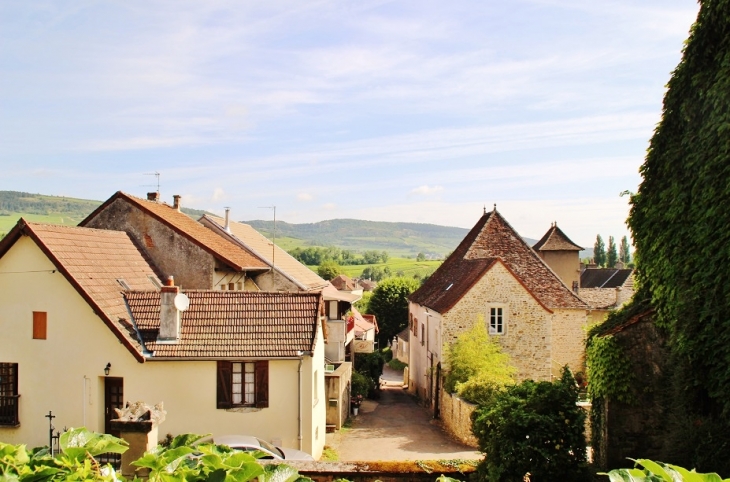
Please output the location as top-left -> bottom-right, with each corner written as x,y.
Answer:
585,335 -> 635,404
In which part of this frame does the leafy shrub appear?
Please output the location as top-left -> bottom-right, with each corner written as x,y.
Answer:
471,368 -> 591,482
443,319 -> 515,404
388,358 -> 407,371
355,350 -> 386,396
351,370 -> 372,398
602,458 -> 729,481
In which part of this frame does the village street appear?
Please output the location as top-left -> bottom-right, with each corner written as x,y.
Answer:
325,366 -> 482,462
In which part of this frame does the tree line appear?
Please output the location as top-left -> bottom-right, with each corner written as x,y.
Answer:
288,246 -> 389,266
592,234 -> 631,268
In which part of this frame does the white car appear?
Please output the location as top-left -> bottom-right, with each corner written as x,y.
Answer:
205,435 -> 314,461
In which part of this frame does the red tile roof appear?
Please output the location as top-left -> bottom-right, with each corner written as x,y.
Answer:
81,192 -> 268,272
0,219 -> 162,362
125,291 -> 322,358
330,274 -> 358,291
409,209 -> 587,313
533,223 -> 583,251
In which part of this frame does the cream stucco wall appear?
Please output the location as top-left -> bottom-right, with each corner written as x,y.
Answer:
538,251 -> 580,290
0,237 -> 326,459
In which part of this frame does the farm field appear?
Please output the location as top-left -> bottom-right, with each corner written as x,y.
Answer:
307,257 -> 442,280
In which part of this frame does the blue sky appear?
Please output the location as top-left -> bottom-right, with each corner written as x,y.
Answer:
0,1 -> 699,246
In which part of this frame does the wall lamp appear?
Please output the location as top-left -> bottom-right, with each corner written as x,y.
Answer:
104,363 -> 111,376
296,350 -> 313,357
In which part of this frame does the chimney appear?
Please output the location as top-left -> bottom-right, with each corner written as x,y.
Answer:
158,276 -> 180,342
224,207 -> 231,233
147,192 -> 160,202
172,195 -> 181,211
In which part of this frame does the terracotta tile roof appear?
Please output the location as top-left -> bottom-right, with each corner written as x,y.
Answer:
330,274 -> 358,291
200,215 -> 328,291
125,290 -> 321,358
351,307 -> 377,337
409,209 -> 587,313
580,268 -> 633,288
533,223 -> 583,251
81,192 -> 268,272
0,220 -> 162,362
577,288 -> 617,310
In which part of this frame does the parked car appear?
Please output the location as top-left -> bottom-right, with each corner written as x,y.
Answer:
200,435 -> 314,461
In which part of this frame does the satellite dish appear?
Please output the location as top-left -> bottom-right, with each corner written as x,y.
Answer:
174,293 -> 190,312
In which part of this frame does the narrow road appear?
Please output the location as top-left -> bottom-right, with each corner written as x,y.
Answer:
325,366 -> 482,461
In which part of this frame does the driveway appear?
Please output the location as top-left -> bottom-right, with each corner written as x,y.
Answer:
325,365 -> 482,461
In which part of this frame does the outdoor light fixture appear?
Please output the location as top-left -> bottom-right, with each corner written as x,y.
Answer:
104,363 -> 111,376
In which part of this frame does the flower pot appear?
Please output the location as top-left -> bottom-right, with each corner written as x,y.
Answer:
353,407 -> 359,416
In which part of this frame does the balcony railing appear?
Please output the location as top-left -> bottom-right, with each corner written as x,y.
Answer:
0,395 -> 20,426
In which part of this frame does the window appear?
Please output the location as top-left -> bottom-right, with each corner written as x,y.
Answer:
0,363 -> 19,426
217,361 -> 268,408
33,312 -> 47,340
489,306 -> 505,335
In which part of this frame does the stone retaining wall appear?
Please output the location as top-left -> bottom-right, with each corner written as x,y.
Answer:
439,391 -> 478,448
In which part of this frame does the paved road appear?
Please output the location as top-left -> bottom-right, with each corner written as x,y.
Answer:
325,366 -> 482,461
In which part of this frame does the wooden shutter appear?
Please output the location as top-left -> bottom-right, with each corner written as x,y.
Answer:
216,361 -> 232,409
33,312 -> 47,340
255,360 -> 269,408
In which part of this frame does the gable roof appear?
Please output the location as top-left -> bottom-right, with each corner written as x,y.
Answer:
125,291 -> 321,358
200,215 -> 328,291
0,219 -> 161,362
409,209 -> 587,313
81,192 -> 268,272
580,268 -> 633,288
533,223 -> 583,251
330,274 -> 358,291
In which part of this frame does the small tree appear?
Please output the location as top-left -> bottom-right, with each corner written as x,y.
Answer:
593,235 -> 606,267
367,276 -> 420,347
443,320 -> 515,405
472,368 -> 590,482
619,235 -> 631,264
607,236 -> 618,268
317,260 -> 342,280
416,252 -> 426,261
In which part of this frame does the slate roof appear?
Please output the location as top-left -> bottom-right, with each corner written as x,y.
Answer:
409,209 -> 587,313
200,215 -> 328,291
580,268 -> 633,289
533,223 -> 583,251
125,290 -> 321,358
0,219 -> 161,362
81,192 -> 268,272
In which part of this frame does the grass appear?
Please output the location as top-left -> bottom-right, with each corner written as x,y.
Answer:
320,446 -> 339,461
304,257 -> 441,281
0,213 -> 82,237
388,359 -> 408,371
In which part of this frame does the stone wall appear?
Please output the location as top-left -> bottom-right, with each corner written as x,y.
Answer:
439,391 -> 478,447
550,308 -> 590,376
442,262 -> 552,381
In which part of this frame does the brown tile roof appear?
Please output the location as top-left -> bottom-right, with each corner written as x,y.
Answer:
200,215 -> 328,291
0,219 -> 162,362
577,288 -> 617,310
409,209 -> 587,313
81,192 -> 268,272
125,290 -> 321,358
533,223 -> 583,251
330,274 -> 358,291
580,268 -> 634,288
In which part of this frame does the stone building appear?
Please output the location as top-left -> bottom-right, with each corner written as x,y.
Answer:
407,207 -> 588,411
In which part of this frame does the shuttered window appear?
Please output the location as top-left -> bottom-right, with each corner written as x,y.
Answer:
33,312 -> 47,340
217,360 -> 268,409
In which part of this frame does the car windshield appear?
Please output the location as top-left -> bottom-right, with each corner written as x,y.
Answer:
256,438 -> 284,458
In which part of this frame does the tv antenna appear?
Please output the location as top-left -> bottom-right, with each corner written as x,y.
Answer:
259,206 -> 277,289
143,171 -> 161,194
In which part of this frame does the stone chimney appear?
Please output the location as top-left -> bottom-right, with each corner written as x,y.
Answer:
224,207 -> 231,233
158,276 -> 180,342
615,261 -> 625,269
172,195 -> 181,211
147,192 -> 160,202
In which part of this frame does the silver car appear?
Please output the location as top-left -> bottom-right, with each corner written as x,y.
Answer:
207,434 -> 314,461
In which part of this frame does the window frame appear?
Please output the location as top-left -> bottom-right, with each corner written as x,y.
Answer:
488,305 -> 507,335
217,360 -> 268,409
0,362 -> 19,427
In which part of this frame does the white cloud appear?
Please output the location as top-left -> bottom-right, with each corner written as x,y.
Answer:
212,188 -> 225,201
297,192 -> 313,201
410,185 -> 443,196
322,203 -> 336,211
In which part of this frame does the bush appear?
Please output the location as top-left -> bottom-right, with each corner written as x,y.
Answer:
471,368 -> 591,482
351,370 -> 372,398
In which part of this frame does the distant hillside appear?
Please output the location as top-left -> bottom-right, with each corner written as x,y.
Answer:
0,191 -> 213,238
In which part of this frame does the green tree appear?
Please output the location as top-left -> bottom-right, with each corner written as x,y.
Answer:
619,235 -> 631,264
317,260 -> 342,280
472,368 -> 590,482
625,0 -> 730,472
443,319 -> 515,405
606,235 -> 618,268
367,276 -> 420,346
416,252 -> 426,261
593,234 -> 606,267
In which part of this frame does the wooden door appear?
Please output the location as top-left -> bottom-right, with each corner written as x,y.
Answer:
104,377 -> 124,436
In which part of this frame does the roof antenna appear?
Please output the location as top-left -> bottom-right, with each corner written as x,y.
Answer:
143,171 -> 161,195
493,203 -> 497,212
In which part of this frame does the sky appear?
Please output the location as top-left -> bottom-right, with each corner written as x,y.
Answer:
0,0 -> 700,247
